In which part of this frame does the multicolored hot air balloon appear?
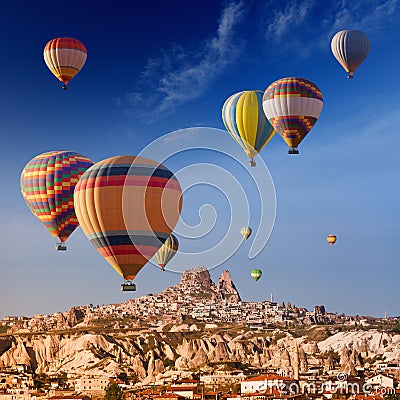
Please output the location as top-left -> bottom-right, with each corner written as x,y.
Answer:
240,226 -> 252,240
153,234 -> 179,271
43,37 -> 87,90
251,269 -> 262,282
74,156 -> 182,291
20,150 -> 94,250
331,30 -> 370,79
262,77 -> 323,154
222,90 -> 276,166
326,234 -> 337,246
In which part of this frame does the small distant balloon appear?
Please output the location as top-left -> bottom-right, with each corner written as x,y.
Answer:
251,269 -> 262,282
222,90 -> 276,166
326,234 -> 337,246
43,37 -> 87,90
153,234 -> 179,271
240,226 -> 252,240
331,30 -> 370,79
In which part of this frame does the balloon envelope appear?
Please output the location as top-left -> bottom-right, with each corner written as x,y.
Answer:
20,150 -> 93,243
74,156 -> 182,281
240,226 -> 252,240
331,30 -> 370,78
251,269 -> 262,282
326,234 -> 337,246
154,234 -> 179,270
43,37 -> 87,88
222,90 -> 276,165
262,77 -> 323,154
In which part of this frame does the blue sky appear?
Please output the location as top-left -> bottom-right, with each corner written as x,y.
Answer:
0,0 -> 399,319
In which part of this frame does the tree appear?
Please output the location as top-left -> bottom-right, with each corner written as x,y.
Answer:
104,383 -> 123,400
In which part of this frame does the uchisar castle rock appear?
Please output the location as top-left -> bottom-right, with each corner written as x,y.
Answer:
0,267 -> 399,383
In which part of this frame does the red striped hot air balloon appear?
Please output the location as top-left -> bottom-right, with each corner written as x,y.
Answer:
74,156 -> 183,291
43,37 -> 87,90
20,151 -> 94,250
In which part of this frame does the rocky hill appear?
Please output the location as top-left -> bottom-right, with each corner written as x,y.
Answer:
1,267 -> 399,382
0,326 -> 399,383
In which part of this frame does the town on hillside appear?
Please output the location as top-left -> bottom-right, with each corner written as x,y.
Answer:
1,268 -> 399,400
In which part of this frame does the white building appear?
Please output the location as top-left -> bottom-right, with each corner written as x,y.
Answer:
241,374 -> 297,394
366,374 -> 397,389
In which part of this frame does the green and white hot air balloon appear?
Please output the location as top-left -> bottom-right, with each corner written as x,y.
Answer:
251,269 -> 262,282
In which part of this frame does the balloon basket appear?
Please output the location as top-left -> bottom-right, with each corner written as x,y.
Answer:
55,243 -> 67,251
121,282 -> 136,291
62,85 -> 68,90
288,148 -> 299,155
249,159 -> 256,167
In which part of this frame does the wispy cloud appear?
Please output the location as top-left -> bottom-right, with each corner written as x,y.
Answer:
124,2 -> 246,115
266,0 -> 314,40
328,0 -> 399,36
262,0 -> 399,54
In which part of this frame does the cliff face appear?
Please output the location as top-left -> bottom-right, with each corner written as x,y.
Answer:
0,329 -> 399,382
177,267 -> 241,302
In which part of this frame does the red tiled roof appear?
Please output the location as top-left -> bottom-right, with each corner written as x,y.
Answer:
243,374 -> 296,382
167,386 -> 197,391
175,379 -> 200,383
154,394 -> 186,399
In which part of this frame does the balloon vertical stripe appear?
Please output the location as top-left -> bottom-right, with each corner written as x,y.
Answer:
222,90 -> 276,160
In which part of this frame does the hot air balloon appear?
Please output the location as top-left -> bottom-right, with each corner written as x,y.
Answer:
326,234 -> 337,246
222,90 -> 276,166
20,150 -> 94,250
240,226 -> 252,240
262,77 -> 323,154
74,156 -> 182,291
251,269 -> 262,282
43,37 -> 87,90
153,234 -> 179,272
331,30 -> 370,79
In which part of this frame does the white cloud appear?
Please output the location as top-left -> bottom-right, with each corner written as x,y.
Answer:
262,0 -> 399,53
266,0 -> 314,40
329,0 -> 399,36
126,2 -> 246,114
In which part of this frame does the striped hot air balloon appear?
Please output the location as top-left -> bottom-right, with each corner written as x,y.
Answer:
153,234 -> 179,271
251,269 -> 262,282
43,37 -> 87,90
74,156 -> 182,290
222,90 -> 276,166
262,77 -> 323,154
326,234 -> 337,246
20,150 -> 94,250
331,30 -> 370,79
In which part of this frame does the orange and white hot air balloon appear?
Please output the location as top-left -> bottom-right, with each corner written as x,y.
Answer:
326,234 -> 337,246
43,37 -> 87,90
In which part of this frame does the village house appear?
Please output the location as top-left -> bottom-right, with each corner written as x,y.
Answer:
365,374 -> 397,390
240,374 -> 298,395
